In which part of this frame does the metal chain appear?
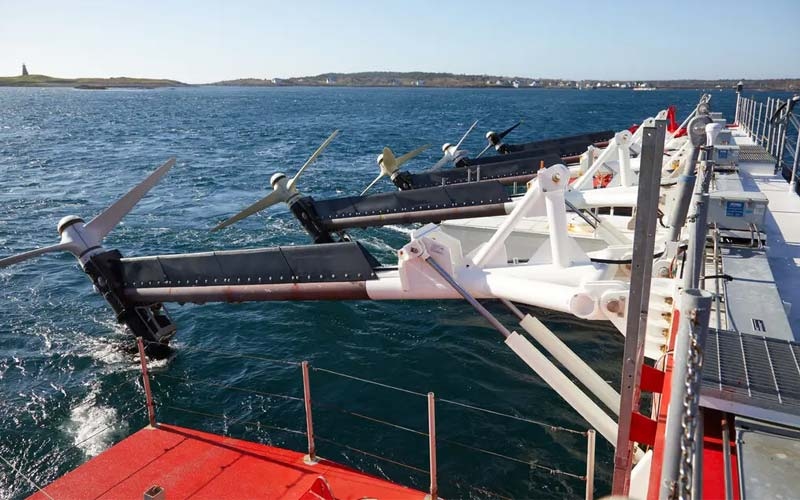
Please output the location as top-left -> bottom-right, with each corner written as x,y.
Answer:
676,335 -> 704,500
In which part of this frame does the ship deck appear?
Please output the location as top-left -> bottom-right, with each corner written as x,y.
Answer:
28,424 -> 424,500
729,128 -> 800,335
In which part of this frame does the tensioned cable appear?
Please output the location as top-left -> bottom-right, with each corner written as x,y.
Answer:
162,405 -> 306,437
314,400 -> 428,437
311,367 -> 428,398
438,437 -> 585,480
0,452 -> 55,500
436,398 -> 585,435
156,373 -> 303,402
314,435 -> 428,475
141,339 -> 299,366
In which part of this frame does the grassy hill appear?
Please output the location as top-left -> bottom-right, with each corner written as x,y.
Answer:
0,74 -> 186,88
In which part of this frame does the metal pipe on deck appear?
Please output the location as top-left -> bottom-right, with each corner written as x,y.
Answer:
302,361 -> 318,465
734,83 -> 742,124
659,289 -> 713,500
666,115 -> 710,243
777,97 -> 792,171
137,337 -> 157,427
611,120 -> 666,496
790,122 -> 800,193
520,315 -> 621,415
585,429 -> 596,500
125,281 -> 371,303
426,392 -> 438,500
322,203 -> 510,231
721,416 -> 734,500
424,256 -> 619,447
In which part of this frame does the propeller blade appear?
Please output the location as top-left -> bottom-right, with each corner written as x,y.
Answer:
290,129 -> 340,188
497,120 -> 522,140
85,158 -> 176,239
430,155 -> 451,171
360,173 -> 385,196
211,189 -> 285,231
454,120 -> 479,150
0,243 -> 68,269
476,143 -> 493,158
395,144 -> 431,168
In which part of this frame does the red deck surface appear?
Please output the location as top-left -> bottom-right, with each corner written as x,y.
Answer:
30,424 -> 425,500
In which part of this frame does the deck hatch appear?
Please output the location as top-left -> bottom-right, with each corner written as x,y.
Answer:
702,328 -> 800,426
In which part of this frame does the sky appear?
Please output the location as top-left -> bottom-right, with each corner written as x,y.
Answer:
1,0 -> 799,84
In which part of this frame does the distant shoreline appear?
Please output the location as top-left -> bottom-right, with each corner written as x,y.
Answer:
1,72 -> 798,91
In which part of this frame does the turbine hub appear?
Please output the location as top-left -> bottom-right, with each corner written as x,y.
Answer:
270,172 -> 287,187
57,215 -> 84,235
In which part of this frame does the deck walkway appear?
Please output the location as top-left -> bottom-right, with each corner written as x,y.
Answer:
732,128 -> 800,338
29,424 -> 424,500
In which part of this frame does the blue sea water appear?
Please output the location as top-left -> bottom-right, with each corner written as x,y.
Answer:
0,86 -> 774,499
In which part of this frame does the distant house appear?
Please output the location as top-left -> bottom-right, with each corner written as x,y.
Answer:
325,76 -> 336,85
271,78 -> 282,85
414,80 -> 425,86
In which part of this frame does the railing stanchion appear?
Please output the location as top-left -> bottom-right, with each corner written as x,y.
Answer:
136,337 -> 157,427
777,98 -> 791,171
585,429 -> 596,500
426,392 -> 438,500
767,98 -> 775,153
790,125 -> 800,193
302,361 -> 318,465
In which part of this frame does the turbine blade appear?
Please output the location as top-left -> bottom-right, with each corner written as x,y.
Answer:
430,155 -> 450,171
0,243 -> 68,269
395,144 -> 431,168
476,143 -> 493,158
291,130 -> 340,184
211,189 -> 284,231
85,158 -> 176,239
360,173 -> 385,196
498,120 -> 522,140
454,120 -> 479,150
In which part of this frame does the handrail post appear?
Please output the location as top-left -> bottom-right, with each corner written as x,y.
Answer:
767,98 -> 775,154
585,429 -> 596,500
136,337 -> 156,427
777,98 -> 791,171
790,124 -> 800,194
611,120 -> 666,495
426,392 -> 438,500
302,361 -> 318,465
756,102 -> 763,143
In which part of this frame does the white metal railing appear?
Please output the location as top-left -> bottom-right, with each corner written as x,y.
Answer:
736,93 -> 800,193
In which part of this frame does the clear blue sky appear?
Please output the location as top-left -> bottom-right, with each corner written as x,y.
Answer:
2,0 -> 798,83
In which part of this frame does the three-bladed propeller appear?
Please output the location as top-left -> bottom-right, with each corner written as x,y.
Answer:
211,130 -> 340,231
430,120 -> 478,171
0,158 -> 176,269
360,144 -> 430,195
477,120 -> 522,158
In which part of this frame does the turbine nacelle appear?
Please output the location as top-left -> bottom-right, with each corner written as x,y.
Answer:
212,130 -> 340,231
429,120 -> 478,171
478,121 -> 522,158
361,144 -> 430,195
0,158 -> 176,270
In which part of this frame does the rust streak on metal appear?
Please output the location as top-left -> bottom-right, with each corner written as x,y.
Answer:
323,203 -> 509,230
124,281 -> 370,304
